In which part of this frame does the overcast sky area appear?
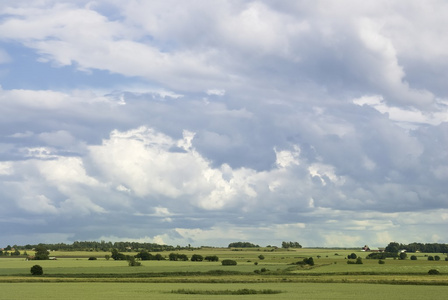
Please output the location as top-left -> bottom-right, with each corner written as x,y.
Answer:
0,0 -> 447,248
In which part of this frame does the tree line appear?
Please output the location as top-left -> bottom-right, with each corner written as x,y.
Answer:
385,242 -> 448,253
2,241 -> 183,252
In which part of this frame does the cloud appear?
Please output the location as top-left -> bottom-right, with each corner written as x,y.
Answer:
0,0 -> 447,247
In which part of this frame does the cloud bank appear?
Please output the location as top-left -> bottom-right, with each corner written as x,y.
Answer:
0,0 -> 447,247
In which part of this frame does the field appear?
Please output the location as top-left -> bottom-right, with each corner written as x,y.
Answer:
1,248 -> 448,299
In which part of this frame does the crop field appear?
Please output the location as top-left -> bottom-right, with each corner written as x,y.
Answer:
1,248 -> 447,299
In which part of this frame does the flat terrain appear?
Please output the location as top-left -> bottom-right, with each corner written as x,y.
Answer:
1,248 -> 447,299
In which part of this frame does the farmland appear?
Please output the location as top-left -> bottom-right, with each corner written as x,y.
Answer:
1,248 -> 448,299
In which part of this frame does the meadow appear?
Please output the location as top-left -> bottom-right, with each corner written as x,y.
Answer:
1,248 -> 447,299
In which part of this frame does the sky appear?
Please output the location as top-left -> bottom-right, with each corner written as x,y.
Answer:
0,0 -> 447,248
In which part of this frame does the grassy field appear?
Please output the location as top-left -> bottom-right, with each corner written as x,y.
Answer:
1,248 -> 447,299
1,282 -> 448,300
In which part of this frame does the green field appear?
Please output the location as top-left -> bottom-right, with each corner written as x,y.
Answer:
1,248 -> 447,299
2,282 -> 448,300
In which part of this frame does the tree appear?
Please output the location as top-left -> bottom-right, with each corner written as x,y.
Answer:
355,257 -> 363,264
34,245 -> 49,260
136,250 -> 153,261
111,249 -> 126,260
348,253 -> 357,259
258,255 -> 265,260
30,265 -> 43,275
385,242 -> 400,254
434,255 -> 441,261
410,255 -> 417,260
399,252 -> 407,260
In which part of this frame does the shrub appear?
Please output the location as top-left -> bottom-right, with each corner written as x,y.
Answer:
204,255 -> 219,262
30,265 -> 43,275
348,253 -> 357,259
254,262 -> 258,265
428,269 -> 440,275
104,255 -> 110,260
410,255 -> 417,260
127,256 -> 141,267
169,253 -> 189,261
445,257 -> 448,261
221,259 -> 237,266
356,257 -> 363,264
399,252 -> 407,260
378,260 -> 385,264
434,255 -> 440,261
303,257 -> 314,266
191,254 -> 203,262
88,257 -> 97,260
428,256 -> 434,261
258,255 -> 265,260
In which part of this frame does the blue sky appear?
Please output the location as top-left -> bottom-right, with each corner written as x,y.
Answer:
0,0 -> 447,248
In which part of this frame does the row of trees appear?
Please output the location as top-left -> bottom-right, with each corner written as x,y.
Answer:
228,242 -> 260,248
5,241 -> 304,252
0,249 -> 22,256
385,242 -> 448,253
111,249 -> 220,262
3,241 -> 180,252
227,241 -> 302,248
281,241 -> 302,249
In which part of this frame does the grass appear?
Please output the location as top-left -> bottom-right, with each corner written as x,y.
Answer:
1,248 -> 448,299
1,282 -> 448,299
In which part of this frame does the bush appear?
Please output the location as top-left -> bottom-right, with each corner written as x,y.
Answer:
399,252 -> 407,260
204,255 -> 219,262
410,255 -> 417,260
221,259 -> 237,266
127,256 -> 141,267
356,257 -> 363,264
378,260 -> 385,264
434,255 -> 440,261
428,256 -> 434,261
366,252 -> 397,259
88,257 -> 97,260
30,265 -> 43,275
428,269 -> 440,275
169,253 -> 189,261
258,255 -> 265,260
191,254 -> 203,262
303,257 -> 314,266
348,253 -> 357,259
445,257 -> 448,261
